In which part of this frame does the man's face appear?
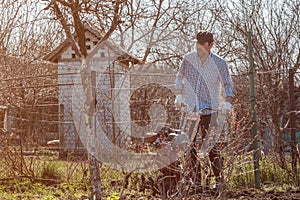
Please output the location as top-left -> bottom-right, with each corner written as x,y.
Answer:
196,42 -> 213,55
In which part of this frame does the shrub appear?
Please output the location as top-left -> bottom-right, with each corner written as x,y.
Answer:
40,161 -> 63,180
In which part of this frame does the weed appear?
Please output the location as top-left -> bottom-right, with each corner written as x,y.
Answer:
40,161 -> 63,180
107,192 -> 120,200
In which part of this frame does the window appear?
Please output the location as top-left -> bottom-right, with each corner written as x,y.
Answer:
72,53 -> 76,58
93,41 -> 98,45
86,38 -> 91,41
100,52 -> 105,57
87,45 -> 91,50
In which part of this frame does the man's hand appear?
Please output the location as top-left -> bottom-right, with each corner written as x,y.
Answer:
223,102 -> 232,111
174,94 -> 183,109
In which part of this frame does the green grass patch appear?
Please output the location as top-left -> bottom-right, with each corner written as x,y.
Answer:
0,153 -> 299,199
0,179 -> 89,200
228,155 -> 299,190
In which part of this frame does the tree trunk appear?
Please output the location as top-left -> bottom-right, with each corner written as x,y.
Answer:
80,58 -> 102,199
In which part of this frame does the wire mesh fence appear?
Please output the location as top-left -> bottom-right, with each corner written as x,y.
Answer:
0,55 -> 299,199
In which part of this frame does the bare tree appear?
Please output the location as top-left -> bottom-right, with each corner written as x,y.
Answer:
0,0 -> 63,59
210,0 -> 299,160
43,0 -> 126,198
1,0 -> 299,197
0,56 -> 58,181
113,0 -> 221,68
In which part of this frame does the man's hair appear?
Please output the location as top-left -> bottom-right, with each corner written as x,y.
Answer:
196,30 -> 214,44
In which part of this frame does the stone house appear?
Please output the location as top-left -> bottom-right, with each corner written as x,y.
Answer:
44,21 -> 179,155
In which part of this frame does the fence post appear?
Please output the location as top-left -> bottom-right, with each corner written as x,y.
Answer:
289,68 -> 297,175
59,104 -> 66,159
247,31 -> 260,189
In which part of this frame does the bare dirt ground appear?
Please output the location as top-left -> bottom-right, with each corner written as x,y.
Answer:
224,189 -> 300,200
124,189 -> 300,200
190,189 -> 300,200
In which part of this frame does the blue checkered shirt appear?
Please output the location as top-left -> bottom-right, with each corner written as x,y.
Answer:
175,52 -> 234,115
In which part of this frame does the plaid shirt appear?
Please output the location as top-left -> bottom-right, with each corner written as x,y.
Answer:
175,52 -> 234,115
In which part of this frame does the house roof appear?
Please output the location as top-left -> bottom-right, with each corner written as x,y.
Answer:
44,21 -> 143,66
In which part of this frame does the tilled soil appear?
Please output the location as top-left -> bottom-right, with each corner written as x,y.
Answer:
187,189 -> 300,200
224,189 -> 300,200
125,189 -> 300,200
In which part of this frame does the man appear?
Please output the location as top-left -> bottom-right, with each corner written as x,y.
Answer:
174,30 -> 234,190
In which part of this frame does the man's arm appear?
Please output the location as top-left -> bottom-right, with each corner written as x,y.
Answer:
175,66 -> 183,95
174,59 -> 187,108
219,61 -> 234,102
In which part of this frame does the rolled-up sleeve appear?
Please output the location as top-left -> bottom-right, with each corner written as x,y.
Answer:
220,61 -> 234,97
175,59 -> 187,94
